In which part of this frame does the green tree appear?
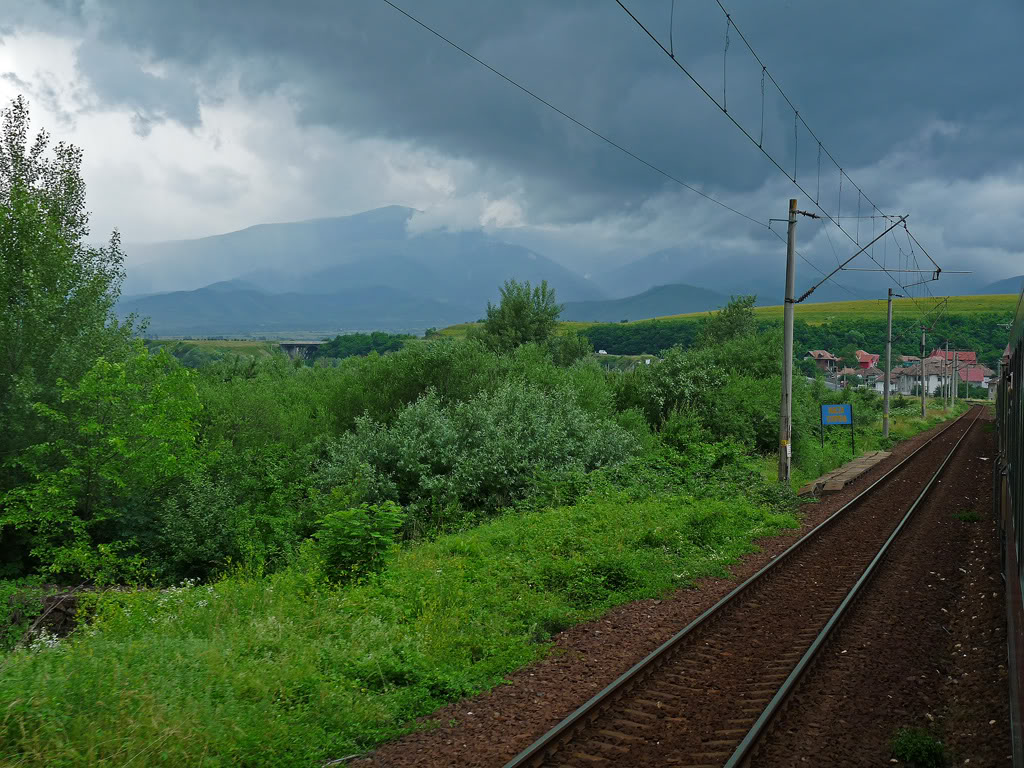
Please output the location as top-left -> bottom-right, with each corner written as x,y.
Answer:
0,95 -> 133,469
697,295 -> 757,346
799,357 -> 820,378
476,279 -> 563,351
1,347 -> 201,582
835,343 -> 859,368
546,330 -> 592,367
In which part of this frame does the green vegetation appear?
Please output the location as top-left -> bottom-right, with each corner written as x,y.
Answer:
891,726 -> 946,767
770,395 -> 970,494
1,472 -> 796,766
144,339 -> 279,367
0,96 -> 136,577
954,509 -> 982,523
312,331 -> 413,361
0,100 -> 969,767
470,278 -> 562,350
446,295 -> 1014,369
649,294 -> 1018,324
577,310 -> 1010,368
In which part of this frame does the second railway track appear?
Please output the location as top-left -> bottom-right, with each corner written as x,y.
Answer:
505,405 -> 984,768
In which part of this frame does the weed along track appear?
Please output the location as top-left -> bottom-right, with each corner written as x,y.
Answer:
504,406 -> 983,768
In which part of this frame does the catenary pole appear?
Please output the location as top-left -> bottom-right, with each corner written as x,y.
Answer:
883,287 -> 893,438
946,350 -> 954,409
778,199 -> 797,484
920,327 -> 927,419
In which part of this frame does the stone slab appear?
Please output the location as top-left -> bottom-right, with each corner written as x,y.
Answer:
797,451 -> 892,497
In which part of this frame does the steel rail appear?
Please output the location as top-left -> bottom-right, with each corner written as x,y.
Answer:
724,404 -> 982,767
503,406 -> 978,768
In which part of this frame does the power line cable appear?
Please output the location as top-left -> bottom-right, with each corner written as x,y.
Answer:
378,0 -> 766,229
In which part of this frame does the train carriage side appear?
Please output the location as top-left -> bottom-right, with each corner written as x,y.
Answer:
998,283 -> 1024,765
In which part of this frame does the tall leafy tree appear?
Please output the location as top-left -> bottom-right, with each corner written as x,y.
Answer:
2,348 -> 201,582
695,294 -> 758,347
476,279 -> 563,351
1,96 -> 136,577
0,95 -> 133,463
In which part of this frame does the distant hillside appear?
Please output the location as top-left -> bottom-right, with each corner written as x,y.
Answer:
125,206 -> 415,295
124,207 -> 606,312
119,284 -> 474,336
981,275 -> 1024,295
561,283 -> 728,322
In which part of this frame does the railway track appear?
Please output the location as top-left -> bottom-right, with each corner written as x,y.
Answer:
504,405 -> 983,768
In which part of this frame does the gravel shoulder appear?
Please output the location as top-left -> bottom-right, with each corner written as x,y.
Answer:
750,411 -> 1008,767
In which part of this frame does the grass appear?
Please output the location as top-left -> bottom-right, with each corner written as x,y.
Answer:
0,488 -> 796,767
953,509 -> 981,523
440,294 -> 1018,337
891,726 -> 946,767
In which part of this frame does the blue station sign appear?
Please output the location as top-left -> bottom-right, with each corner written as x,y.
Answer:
821,404 -> 853,425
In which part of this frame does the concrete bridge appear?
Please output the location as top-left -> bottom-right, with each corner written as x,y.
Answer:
278,341 -> 326,360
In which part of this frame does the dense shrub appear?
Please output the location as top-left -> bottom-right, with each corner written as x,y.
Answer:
316,382 -> 638,522
309,500 -> 405,581
1,347 -> 200,584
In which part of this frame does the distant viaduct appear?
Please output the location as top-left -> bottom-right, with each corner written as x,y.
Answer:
278,341 -> 326,360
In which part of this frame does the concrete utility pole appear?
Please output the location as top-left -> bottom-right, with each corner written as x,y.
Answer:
945,339 -> 950,408
778,198 -> 797,484
883,287 -> 893,438
946,350 -> 954,409
920,327 -> 927,419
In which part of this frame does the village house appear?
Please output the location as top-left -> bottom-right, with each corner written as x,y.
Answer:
860,365 -> 883,387
958,364 -> 995,393
896,358 -> 951,395
805,350 -> 838,372
873,369 -> 901,394
854,349 -> 880,369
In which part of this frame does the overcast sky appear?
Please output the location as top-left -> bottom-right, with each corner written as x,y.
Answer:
1,0 -> 1021,292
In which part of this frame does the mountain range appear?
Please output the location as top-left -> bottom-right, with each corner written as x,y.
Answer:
561,284 -> 727,322
118,206 -> 1022,336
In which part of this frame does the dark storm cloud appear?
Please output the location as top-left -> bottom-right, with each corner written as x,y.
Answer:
7,0 -> 1024,228
73,39 -> 201,132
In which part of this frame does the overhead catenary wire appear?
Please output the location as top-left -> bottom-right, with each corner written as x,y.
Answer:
613,0 -> 941,316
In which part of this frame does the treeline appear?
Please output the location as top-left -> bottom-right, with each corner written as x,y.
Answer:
582,312 -> 1011,368
312,331 -> 413,360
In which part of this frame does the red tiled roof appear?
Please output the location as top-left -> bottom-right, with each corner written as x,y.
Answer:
929,348 -> 977,364
806,350 -> 838,360
836,366 -> 861,376
862,366 -> 883,376
958,366 -> 994,383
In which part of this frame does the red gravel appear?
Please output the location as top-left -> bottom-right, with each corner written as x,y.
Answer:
750,410 -> 1009,767
351,413 -> 976,768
